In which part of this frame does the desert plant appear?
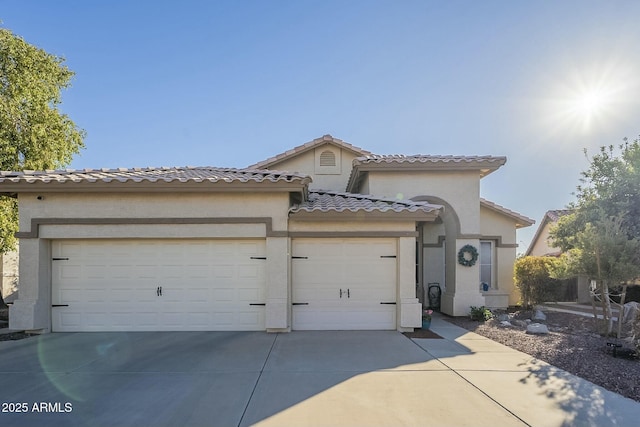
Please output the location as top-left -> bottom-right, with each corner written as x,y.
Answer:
469,306 -> 493,321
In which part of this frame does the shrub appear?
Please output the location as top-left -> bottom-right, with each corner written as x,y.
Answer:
514,256 -> 562,308
469,306 -> 493,321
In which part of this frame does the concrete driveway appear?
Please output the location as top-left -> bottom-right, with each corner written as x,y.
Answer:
1,319 -> 639,427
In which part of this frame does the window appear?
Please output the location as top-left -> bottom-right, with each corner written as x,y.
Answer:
319,150 -> 336,166
479,240 -> 494,290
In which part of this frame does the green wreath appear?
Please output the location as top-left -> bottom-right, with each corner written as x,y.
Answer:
457,244 -> 479,267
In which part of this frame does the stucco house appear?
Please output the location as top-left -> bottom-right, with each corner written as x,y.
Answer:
1,135 -> 533,333
525,209 -> 572,257
526,209 -> 590,303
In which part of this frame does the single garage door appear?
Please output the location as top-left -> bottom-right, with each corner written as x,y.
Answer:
292,238 -> 397,330
51,239 -> 266,332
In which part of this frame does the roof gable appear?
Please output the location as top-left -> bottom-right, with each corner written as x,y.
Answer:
480,198 -> 535,229
525,209 -> 573,256
249,135 -> 372,169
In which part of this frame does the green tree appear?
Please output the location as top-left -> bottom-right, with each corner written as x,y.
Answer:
0,27 -> 85,252
553,139 -> 640,252
555,214 -> 640,335
550,137 -> 640,336
514,256 -> 561,308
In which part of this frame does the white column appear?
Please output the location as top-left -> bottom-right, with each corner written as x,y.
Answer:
9,238 -> 50,331
398,236 -> 421,330
441,238 -> 485,316
265,237 -> 289,331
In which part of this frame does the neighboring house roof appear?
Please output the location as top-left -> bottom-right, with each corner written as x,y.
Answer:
545,209 -> 572,222
289,190 -> 442,220
0,167 -> 311,193
525,209 -> 573,256
347,154 -> 507,192
479,198 -> 535,228
249,134 -> 372,169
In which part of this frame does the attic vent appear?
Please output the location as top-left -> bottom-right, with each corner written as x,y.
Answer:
319,150 -> 336,167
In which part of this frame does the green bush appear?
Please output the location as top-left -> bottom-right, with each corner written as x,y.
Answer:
469,306 -> 493,321
514,256 -> 562,308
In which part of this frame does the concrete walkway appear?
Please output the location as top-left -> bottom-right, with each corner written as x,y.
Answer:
0,321 -> 639,427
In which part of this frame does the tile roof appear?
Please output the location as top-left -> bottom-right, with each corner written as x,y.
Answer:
0,167 -> 311,185
354,154 -> 507,166
347,154 -> 507,192
249,134 -> 372,169
480,198 -> 535,228
546,209 -> 572,222
291,190 -> 443,215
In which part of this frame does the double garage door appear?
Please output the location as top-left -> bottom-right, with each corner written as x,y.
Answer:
51,238 -> 397,332
52,239 -> 267,332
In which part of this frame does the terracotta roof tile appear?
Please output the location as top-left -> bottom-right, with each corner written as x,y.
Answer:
0,167 -> 311,185
291,190 -> 442,215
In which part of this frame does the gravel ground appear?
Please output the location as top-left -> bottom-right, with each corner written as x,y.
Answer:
446,310 -> 640,403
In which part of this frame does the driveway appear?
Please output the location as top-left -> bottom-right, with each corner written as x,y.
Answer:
1,320 -> 639,427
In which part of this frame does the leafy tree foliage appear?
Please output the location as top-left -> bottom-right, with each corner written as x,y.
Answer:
550,138 -> 640,336
553,139 -> 640,252
0,27 -> 85,252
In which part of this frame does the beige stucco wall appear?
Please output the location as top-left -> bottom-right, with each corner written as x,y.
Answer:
289,219 -> 415,233
18,192 -> 291,232
268,144 -> 360,191
480,206 -> 519,306
528,222 -> 558,256
366,171 -> 481,235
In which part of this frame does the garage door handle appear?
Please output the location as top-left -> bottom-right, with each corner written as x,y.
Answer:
380,255 -> 396,258
52,304 -> 69,307
292,256 -> 308,259
250,257 -> 267,260
292,303 -> 309,306
380,302 -> 396,305
249,303 -> 266,306
157,286 -> 163,296
52,257 -> 69,261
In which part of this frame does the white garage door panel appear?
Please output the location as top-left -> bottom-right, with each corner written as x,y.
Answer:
52,239 -> 266,332
292,238 -> 397,330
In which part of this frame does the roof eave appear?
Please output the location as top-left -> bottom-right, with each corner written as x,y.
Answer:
480,198 -> 535,228
0,179 -> 310,194
288,209 -> 441,222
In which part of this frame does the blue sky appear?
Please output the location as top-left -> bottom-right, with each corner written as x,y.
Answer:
2,1 -> 640,249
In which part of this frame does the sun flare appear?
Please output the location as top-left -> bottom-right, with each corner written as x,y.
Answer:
544,61 -> 632,134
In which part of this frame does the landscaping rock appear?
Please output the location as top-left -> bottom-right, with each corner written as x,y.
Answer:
532,309 -> 547,322
499,321 -> 512,327
512,319 -> 527,328
496,313 -> 510,322
526,323 -> 549,335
